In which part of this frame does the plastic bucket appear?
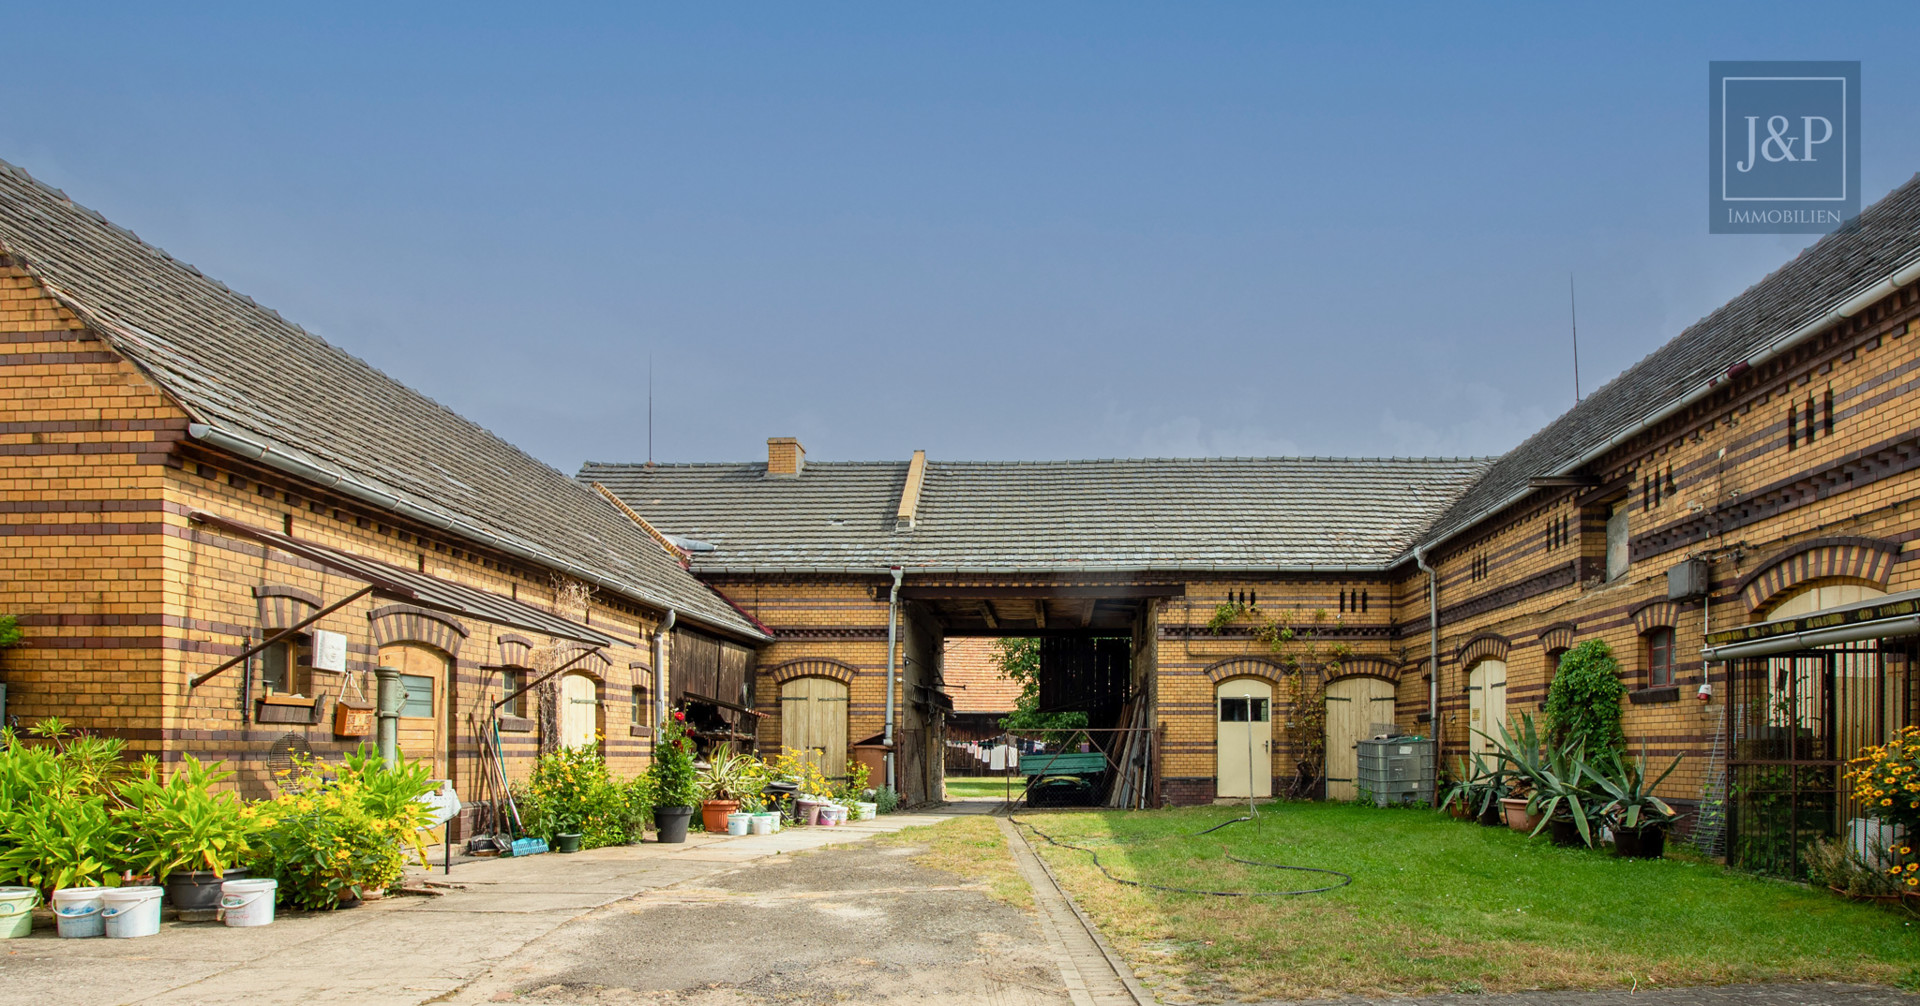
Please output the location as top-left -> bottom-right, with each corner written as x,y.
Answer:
102,886 -> 163,939
749,813 -> 776,835
796,799 -> 821,826
726,813 -> 751,836
0,887 -> 40,939
820,805 -> 845,827
53,887 -> 107,939
854,801 -> 878,821
220,878 -> 278,928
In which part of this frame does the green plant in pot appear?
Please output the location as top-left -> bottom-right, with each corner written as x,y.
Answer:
1586,742 -> 1683,858
1481,714 -> 1548,832
115,755 -> 262,911
696,745 -> 766,833
648,713 -> 699,843
1441,750 -> 1511,825
1525,738 -> 1602,848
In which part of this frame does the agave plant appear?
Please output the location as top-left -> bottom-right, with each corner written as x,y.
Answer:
1482,713 -> 1603,845
1441,750 -> 1511,819
1585,742 -> 1683,832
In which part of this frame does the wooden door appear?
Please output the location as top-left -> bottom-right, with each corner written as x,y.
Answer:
1468,660 -> 1508,755
1215,679 -> 1273,799
1325,676 -> 1395,801
780,677 -> 849,785
378,644 -> 447,776
559,673 -> 599,750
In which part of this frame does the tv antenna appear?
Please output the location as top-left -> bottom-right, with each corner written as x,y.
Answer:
1569,274 -> 1582,403
647,353 -> 655,466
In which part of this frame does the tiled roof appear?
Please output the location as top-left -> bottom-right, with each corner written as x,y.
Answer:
582,456 -> 1493,573
1413,174 -> 1920,554
0,158 -> 762,641
942,638 -> 1021,714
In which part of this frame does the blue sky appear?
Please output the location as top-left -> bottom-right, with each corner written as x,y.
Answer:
5,5 -> 1916,468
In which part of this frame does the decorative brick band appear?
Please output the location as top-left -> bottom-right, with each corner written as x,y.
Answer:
369,604 -> 469,658
1537,622 -> 1578,653
1629,600 -> 1680,634
1735,535 -> 1901,612
768,658 -> 858,686
496,633 -> 534,667
1455,631 -> 1510,668
551,642 -> 611,679
1203,656 -> 1288,685
252,583 -> 320,632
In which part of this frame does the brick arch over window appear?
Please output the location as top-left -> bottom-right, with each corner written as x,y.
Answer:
1455,632 -> 1510,669
1325,656 -> 1399,684
369,604 -> 469,658
1538,622 -> 1578,653
1736,536 -> 1901,612
1629,600 -> 1680,634
1204,657 -> 1287,686
497,633 -> 535,668
769,658 -> 857,687
253,584 -> 321,632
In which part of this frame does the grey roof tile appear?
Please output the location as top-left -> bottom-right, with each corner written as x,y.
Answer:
583,456 -> 1494,573
0,158 -> 761,641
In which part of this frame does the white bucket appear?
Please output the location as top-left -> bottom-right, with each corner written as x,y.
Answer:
749,813 -> 775,835
726,813 -> 751,836
220,878 -> 278,928
821,805 -> 845,826
853,801 -> 878,821
101,886 -> 163,939
53,887 -> 108,938
0,886 -> 38,939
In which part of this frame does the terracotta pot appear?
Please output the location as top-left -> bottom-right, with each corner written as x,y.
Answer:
1447,802 -> 1473,821
700,799 -> 740,833
1500,797 -> 1542,833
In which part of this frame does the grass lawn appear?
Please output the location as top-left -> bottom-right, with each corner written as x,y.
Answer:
874,814 -> 1031,909
1020,803 -> 1920,1001
945,775 -> 1022,800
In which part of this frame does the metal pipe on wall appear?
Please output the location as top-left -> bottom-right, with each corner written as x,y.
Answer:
1413,544 -> 1440,805
884,566 -> 903,792
655,609 -> 675,737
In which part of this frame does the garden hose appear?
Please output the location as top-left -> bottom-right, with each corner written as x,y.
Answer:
1012,807 -> 1353,898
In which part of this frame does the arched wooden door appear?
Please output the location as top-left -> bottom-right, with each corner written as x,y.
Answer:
1325,676 -> 1395,801
559,673 -> 600,750
379,643 -> 449,776
1215,678 -> 1273,799
1467,659 -> 1508,755
780,676 -> 848,785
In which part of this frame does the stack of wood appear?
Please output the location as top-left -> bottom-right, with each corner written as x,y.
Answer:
1104,699 -> 1153,809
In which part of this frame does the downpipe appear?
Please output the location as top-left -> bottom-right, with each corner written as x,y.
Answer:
884,566 -> 902,792
1413,544 -> 1440,805
655,609 -> 675,737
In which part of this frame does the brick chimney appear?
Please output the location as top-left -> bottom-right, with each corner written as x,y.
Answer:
767,437 -> 806,477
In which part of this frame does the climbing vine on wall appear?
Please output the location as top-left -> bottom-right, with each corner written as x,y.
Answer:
1210,601 -> 1354,800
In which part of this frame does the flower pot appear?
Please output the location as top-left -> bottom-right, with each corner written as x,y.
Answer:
1613,826 -> 1667,859
554,832 -> 584,854
1500,797 -> 1541,833
1447,802 -> 1473,821
165,868 -> 249,912
654,805 -> 693,844
1548,817 -> 1587,847
795,799 -> 822,826
701,799 -> 740,833
1477,804 -> 1504,827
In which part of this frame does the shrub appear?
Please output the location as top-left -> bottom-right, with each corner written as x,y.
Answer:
519,746 -> 640,848
1847,724 -> 1920,834
0,722 -> 130,893
872,786 -> 900,814
1543,640 -> 1625,758
764,747 -> 832,799
648,714 -> 700,809
253,748 -> 434,909
832,759 -> 872,805
114,754 -> 262,881
1805,835 -> 1904,897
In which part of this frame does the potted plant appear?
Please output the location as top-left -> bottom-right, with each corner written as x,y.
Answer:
1441,751 -> 1510,826
1525,739 -> 1601,848
648,714 -> 699,843
1587,743 -> 1683,858
114,755 -> 259,912
696,746 -> 765,833
1483,715 -> 1549,833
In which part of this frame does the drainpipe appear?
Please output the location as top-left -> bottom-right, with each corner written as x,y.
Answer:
654,609 -> 675,736
884,566 -> 903,791
375,665 -> 402,767
1413,544 -> 1440,805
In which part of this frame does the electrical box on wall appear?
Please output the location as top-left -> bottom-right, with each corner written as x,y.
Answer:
1667,559 -> 1709,601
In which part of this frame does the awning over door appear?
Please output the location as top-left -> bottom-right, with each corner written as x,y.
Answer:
1703,588 -> 1920,661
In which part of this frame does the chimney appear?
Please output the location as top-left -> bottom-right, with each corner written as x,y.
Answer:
767,437 -> 806,477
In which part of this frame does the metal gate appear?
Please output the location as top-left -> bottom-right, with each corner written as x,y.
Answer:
1726,642 -> 1919,878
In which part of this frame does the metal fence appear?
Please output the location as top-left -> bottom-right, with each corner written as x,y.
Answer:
1726,641 -> 1918,878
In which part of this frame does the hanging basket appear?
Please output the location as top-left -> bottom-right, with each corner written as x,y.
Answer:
333,698 -> 374,737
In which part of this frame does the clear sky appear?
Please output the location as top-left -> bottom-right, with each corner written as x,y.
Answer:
4,5 -> 1915,469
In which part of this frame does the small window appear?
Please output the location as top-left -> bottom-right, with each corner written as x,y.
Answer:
1220,697 -> 1248,722
1605,502 -> 1630,581
260,637 -> 313,697
631,686 -> 648,728
399,673 -> 436,718
1646,628 -> 1675,688
500,669 -> 526,718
